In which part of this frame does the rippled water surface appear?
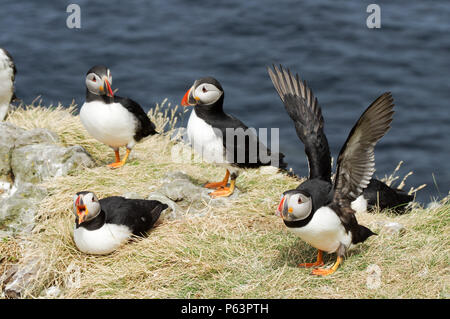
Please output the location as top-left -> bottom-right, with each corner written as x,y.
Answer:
1,0 -> 449,202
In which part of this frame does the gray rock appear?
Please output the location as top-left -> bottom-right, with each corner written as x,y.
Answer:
11,144 -> 95,184
0,123 -> 60,183
122,192 -> 145,200
0,183 -> 47,238
152,171 -> 239,220
0,123 -> 20,181
3,254 -> 42,299
147,191 -> 184,220
40,286 -> 61,298
376,221 -> 406,236
15,128 -> 60,148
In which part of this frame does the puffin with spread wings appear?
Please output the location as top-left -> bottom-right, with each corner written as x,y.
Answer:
269,65 -> 394,276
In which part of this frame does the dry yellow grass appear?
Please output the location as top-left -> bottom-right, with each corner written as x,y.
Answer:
0,102 -> 449,299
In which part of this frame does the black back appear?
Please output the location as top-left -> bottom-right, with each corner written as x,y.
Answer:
363,179 -> 413,213
85,91 -> 157,141
114,96 -> 158,141
194,95 -> 287,169
77,196 -> 168,236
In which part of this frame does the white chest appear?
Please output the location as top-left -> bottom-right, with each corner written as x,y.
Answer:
73,223 -> 132,255
287,206 -> 352,253
186,109 -> 226,163
80,101 -> 137,148
0,56 -> 13,106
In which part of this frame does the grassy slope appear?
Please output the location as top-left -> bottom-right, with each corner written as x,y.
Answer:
0,103 -> 449,299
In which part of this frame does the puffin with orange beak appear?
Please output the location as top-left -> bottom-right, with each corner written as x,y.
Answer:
72,191 -> 168,255
181,77 -> 287,198
269,65 -> 395,276
80,65 -> 157,168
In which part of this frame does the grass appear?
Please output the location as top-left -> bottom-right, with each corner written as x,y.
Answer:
0,101 -> 449,299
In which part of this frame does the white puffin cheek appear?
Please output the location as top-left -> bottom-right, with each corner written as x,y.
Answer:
288,195 -> 311,220
194,85 -> 222,105
85,74 -> 101,94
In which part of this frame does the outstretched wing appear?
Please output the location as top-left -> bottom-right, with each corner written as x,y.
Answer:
268,64 -> 331,182
333,92 -> 395,210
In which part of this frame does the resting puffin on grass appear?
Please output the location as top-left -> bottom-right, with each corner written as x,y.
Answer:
80,65 -> 157,168
0,48 -> 17,121
269,65 -> 394,276
72,191 -> 168,254
181,77 -> 287,198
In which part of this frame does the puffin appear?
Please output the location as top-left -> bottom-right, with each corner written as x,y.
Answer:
80,65 -> 157,168
268,65 -> 413,214
72,191 -> 168,254
269,65 -> 394,276
181,77 -> 287,198
0,48 -> 16,121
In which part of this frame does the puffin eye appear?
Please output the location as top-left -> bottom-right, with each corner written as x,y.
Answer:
298,197 -> 303,204
202,86 -> 207,93
92,77 -> 96,82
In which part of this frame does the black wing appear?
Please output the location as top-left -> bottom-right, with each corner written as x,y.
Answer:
101,196 -> 168,236
332,92 -> 395,211
199,109 -> 287,169
114,96 -> 158,140
268,65 -> 331,182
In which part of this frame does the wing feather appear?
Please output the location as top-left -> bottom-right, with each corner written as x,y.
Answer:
333,92 -> 395,210
268,64 -> 331,182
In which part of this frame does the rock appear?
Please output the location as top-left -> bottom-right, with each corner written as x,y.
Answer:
150,171 -> 239,220
122,192 -> 145,200
0,183 -> 47,238
147,191 -> 184,220
40,286 -> 61,298
11,144 -> 95,184
0,123 -> 95,238
14,128 -> 60,148
366,264 -> 382,289
3,253 -> 43,298
0,123 -> 19,182
376,221 -> 406,236
159,171 -> 239,204
0,124 -> 61,182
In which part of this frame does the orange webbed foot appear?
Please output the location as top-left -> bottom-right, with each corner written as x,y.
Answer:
298,250 -> 324,268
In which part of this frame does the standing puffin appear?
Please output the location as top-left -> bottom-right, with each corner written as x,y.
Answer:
80,65 -> 157,168
269,65 -> 413,214
72,191 -> 168,254
0,48 -> 16,121
181,77 -> 287,198
269,65 -> 394,276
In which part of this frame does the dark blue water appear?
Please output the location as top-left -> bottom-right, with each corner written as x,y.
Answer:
1,0 -> 449,203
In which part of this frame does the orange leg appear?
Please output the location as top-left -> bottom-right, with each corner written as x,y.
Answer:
298,250 -> 324,268
311,256 -> 343,276
209,177 -> 235,198
107,149 -> 131,169
204,170 -> 230,189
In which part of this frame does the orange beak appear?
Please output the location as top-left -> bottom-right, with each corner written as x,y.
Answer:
181,87 -> 192,107
75,195 -> 88,224
104,78 -> 114,97
277,196 -> 286,217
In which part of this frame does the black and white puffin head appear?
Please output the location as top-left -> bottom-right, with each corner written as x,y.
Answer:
85,65 -> 114,98
181,77 -> 224,107
72,191 -> 101,225
277,190 -> 313,222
